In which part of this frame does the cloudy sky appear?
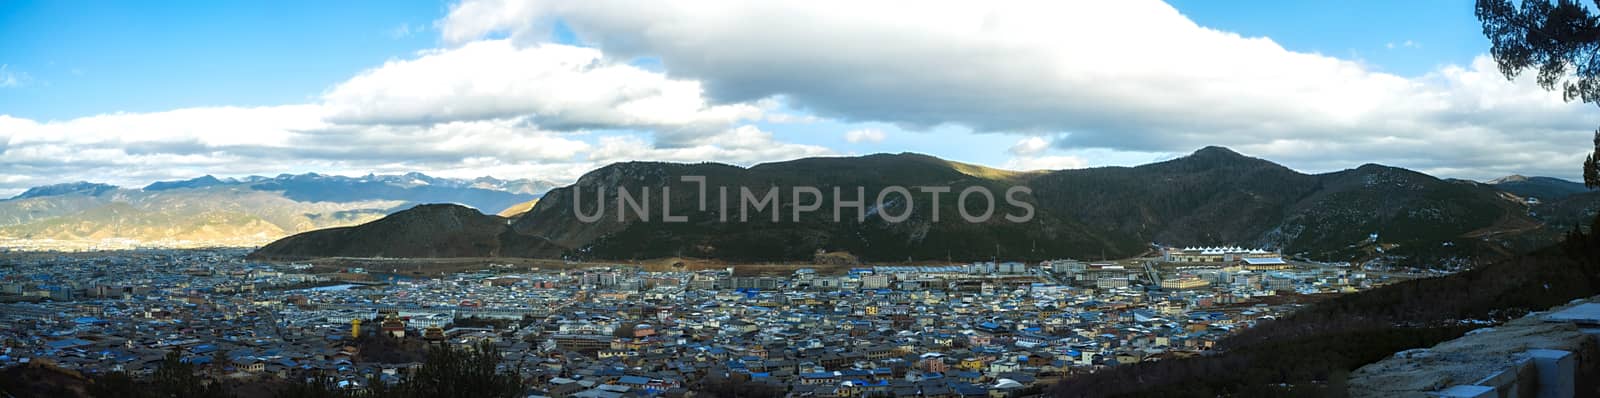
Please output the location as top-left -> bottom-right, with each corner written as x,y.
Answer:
1,0 -> 1595,197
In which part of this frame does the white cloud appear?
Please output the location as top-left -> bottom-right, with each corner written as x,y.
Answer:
0,64 -> 28,88
9,0 -> 1599,198
321,40 -> 762,148
589,126 -> 833,164
765,112 -> 821,124
1387,40 -> 1421,49
439,0 -> 1600,181
1008,136 -> 1050,156
0,40 -> 825,196
844,128 -> 886,143
389,23 -> 415,39
1003,155 -> 1087,171
6,105 -> 325,149
0,106 -> 830,196
0,109 -> 591,192
1003,136 -> 1083,170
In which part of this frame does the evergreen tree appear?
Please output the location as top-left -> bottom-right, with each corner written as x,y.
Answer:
1479,0 -> 1600,188
148,351 -> 233,398
274,341 -> 523,398
87,371 -> 144,398
273,373 -> 357,398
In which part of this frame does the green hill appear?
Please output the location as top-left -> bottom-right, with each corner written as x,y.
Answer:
252,204 -> 518,259
253,147 -> 1580,265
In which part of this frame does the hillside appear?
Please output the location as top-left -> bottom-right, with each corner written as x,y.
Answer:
505,153 -> 1112,262
1531,190 -> 1600,226
253,147 -> 1589,265
1052,229 -> 1600,397
251,204 -> 515,259
1489,174 -> 1591,201
0,173 -> 550,248
496,198 -> 540,218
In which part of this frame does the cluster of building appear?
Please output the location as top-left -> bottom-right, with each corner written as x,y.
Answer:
0,246 -> 1407,397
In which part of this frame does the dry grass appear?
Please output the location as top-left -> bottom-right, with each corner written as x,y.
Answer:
942,159 -> 1042,182
495,198 -> 540,218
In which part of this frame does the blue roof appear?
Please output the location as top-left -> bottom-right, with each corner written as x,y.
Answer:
952,383 -> 990,395
46,339 -> 91,349
618,375 -> 652,385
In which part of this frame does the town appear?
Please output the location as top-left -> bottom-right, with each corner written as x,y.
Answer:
0,246 -> 1417,397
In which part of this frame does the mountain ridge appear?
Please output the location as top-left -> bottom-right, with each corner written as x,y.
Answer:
12,182 -> 120,200
253,147 -> 1594,266
10,173 -> 557,201
0,172 -> 553,248
1487,174 -> 1592,201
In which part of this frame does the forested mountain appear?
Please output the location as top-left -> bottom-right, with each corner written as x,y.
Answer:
254,147 -> 1585,266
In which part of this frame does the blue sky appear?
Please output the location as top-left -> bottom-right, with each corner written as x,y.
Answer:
0,1 -> 1592,195
1169,0 -> 1489,77
1,1 -> 1488,118
0,1 -> 443,120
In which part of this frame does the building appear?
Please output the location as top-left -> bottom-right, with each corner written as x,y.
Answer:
1045,260 -> 1086,277
920,353 -> 948,373
997,262 -> 1028,274
553,334 -> 613,352
380,314 -> 406,338
1242,257 -> 1290,270
731,277 -> 781,290
408,313 -> 453,329
422,326 -> 446,342
1163,246 -> 1278,263
1081,264 -> 1138,285
1095,278 -> 1130,289
1262,273 -> 1295,291
1160,277 -> 1210,290
861,275 -> 891,289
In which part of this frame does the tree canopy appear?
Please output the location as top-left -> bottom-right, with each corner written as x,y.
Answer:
1478,0 -> 1600,187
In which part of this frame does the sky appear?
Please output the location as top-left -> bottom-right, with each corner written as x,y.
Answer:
1,0 -> 1595,197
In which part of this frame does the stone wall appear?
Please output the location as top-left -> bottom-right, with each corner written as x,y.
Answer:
1349,298 -> 1600,398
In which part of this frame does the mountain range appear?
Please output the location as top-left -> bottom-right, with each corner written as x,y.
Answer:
0,173 -> 554,248
251,147 -> 1600,266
